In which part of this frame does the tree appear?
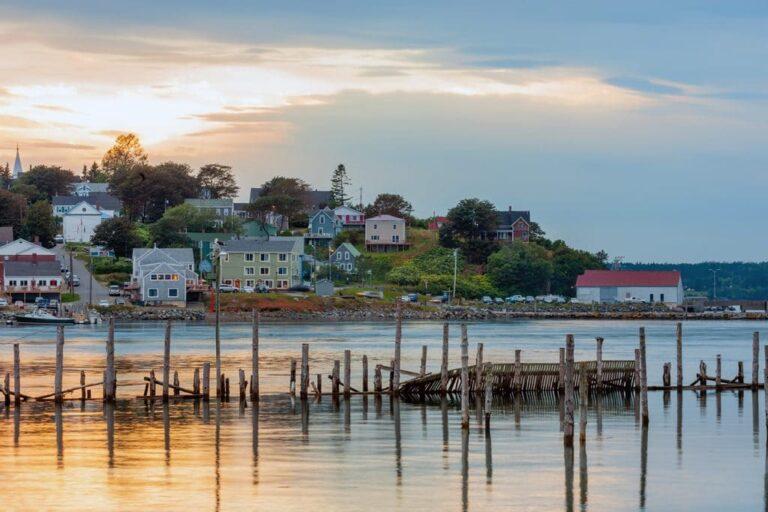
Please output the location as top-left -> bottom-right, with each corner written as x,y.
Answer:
82,161 -> 109,182
0,189 -> 26,235
0,163 -> 11,189
20,201 -> 57,247
486,242 -> 553,296
439,198 -> 498,263
549,241 -> 607,297
15,165 -> 76,200
197,163 -> 239,199
249,176 -> 311,228
329,164 -> 351,207
364,193 -> 413,220
91,217 -> 144,257
110,162 -> 198,222
102,133 -> 148,177
9,182 -> 44,203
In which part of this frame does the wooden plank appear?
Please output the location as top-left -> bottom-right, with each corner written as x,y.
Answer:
460,324 -> 469,429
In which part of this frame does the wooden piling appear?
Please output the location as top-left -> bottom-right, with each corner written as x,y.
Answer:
558,347 -> 565,391
579,362 -> 588,445
316,373 -> 323,395
634,349 -> 641,390
475,343 -> 484,392
389,359 -> 394,394
514,349 -> 522,392
105,317 -> 116,402
173,371 -> 180,396
193,368 -> 200,395
289,358 -> 296,396
163,320 -> 171,401
54,325 -> 64,403
202,362 -> 210,400
564,334 -> 575,447
716,354 -> 722,390
4,372 -> 9,406
440,323 -> 449,395
13,343 -> 20,405
753,332 -> 760,390
393,301 -> 402,395
362,355 -> 369,393
251,309 -> 260,401
699,360 -> 707,386
662,363 -> 671,387
676,322 -> 683,390
149,369 -> 156,398
737,361 -> 744,384
225,376 -> 230,400
374,365 -> 382,395
344,349 -> 351,399
301,344 -> 310,399
639,327 -> 649,426
484,364 -> 493,433
460,324 -> 469,429
80,370 -> 86,401
595,337 -> 603,391
239,369 -> 246,401
332,360 -> 340,397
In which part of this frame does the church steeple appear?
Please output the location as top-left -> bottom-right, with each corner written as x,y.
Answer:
12,144 -> 22,179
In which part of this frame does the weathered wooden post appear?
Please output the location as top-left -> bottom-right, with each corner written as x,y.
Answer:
362,355 -> 369,392
14,343 -> 21,405
251,309 -> 260,401
4,372 -> 10,406
301,344 -> 310,399
54,325 -> 64,403
699,360 -> 708,386
316,373 -> 323,395
475,343 -> 484,393
393,301 -> 402,395
634,349 -> 641,390
80,370 -> 86,401
484,364 -> 493,434
420,345 -> 428,377
289,358 -> 296,395
163,320 -> 171,401
564,334 -> 575,447
595,337 -> 603,391
460,324 -> 469,429
737,361 -> 744,384
173,371 -> 180,396
579,362 -> 588,445
716,355 -> 722,390
239,369 -> 246,401
662,363 -> 671,387
149,369 -> 156,398
639,327 -> 649,426
676,322 -> 683,390
343,349 -> 351,399
193,368 -> 200,395
332,360 -> 340,397
202,362 -> 210,400
558,347 -> 565,391
440,323 -> 449,395
753,332 -> 760,390
514,349 -> 522,392
374,365 -> 382,395
105,317 -> 116,402
389,359 -> 394,393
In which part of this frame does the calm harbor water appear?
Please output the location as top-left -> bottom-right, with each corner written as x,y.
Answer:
1,319 -> 767,511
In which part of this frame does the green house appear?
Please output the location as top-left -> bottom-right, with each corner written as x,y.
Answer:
219,238 -> 304,290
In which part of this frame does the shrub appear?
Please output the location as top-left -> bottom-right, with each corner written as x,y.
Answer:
419,273 -> 500,299
386,264 -> 421,286
91,257 -> 132,275
60,293 -> 80,303
412,247 -> 464,275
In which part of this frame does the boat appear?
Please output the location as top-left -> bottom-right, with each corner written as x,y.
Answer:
14,308 -> 75,325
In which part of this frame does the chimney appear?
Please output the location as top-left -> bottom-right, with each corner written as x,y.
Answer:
34,235 -> 40,244
508,206 -> 512,213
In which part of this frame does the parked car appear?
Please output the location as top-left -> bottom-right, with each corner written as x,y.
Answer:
0,298 -> 8,307
505,295 -> 524,303
407,293 -> 418,303
48,299 -> 59,308
524,296 -> 535,303
430,293 -> 450,304
114,297 -> 126,305
60,264 -> 68,273
54,234 -> 64,244
481,296 -> 493,304
218,284 -> 238,293
623,297 -> 645,304
241,285 -> 255,293
71,275 -> 80,287
400,295 -> 411,302
494,297 -> 504,304
108,285 -> 121,296
98,299 -> 110,307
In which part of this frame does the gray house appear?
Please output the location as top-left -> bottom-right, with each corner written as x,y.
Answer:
131,247 -> 198,305
331,242 -> 361,273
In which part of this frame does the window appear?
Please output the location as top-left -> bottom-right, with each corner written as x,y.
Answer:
649,293 -> 654,303
371,235 -> 379,241
168,288 -> 178,298
264,280 -> 273,288
165,274 -> 171,280
279,253 -> 287,262
393,224 -> 397,229
245,253 -> 254,262
278,267 -> 287,275
245,267 -> 255,275
171,274 -> 179,281
278,280 -> 288,289
260,267 -> 270,275
318,227 -> 324,235
320,216 -> 325,224
344,252 -> 350,260
392,235 -> 399,243
19,280 -> 28,286
260,254 -> 269,262
246,280 -> 255,288
373,224 -> 378,229
148,288 -> 158,298
50,279 -> 57,286
151,274 -> 158,281
346,263 -> 352,271
223,279 -> 233,285
336,252 -> 342,260
660,293 -> 665,302
8,280 -> 16,286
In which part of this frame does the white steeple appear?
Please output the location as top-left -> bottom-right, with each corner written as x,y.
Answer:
12,144 -> 23,179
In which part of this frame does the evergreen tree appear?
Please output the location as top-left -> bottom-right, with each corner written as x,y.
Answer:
0,163 -> 10,189
20,201 -> 57,247
329,164 -> 351,207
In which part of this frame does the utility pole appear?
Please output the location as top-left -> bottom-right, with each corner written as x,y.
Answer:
213,243 -> 223,398
709,268 -> 720,300
88,252 -> 93,306
452,248 -> 458,304
68,250 -> 74,294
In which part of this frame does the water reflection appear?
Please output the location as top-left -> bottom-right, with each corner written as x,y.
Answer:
441,397 -> 449,470
252,402 -> 259,485
163,401 -> 170,465
753,391 -> 760,450
579,444 -> 588,511
393,397 -> 402,484
485,430 -> 493,485
215,400 -> 222,512
461,428 -> 469,512
640,426 -> 648,510
564,444 -> 574,512
55,402 -> 63,467
676,392 -> 683,466
105,401 -> 115,468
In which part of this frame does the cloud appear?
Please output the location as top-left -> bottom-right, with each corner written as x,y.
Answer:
604,77 -> 686,96
34,104 -> 73,112
0,115 -> 42,128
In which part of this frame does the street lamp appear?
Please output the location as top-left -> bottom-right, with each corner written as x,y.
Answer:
212,241 -> 226,398
709,268 -> 720,300
451,248 -> 458,304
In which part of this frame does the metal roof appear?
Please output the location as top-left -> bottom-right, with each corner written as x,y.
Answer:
576,270 -> 681,287
4,260 -> 60,276
222,239 -> 300,253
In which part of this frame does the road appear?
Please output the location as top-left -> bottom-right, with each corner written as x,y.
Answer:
53,244 -> 110,306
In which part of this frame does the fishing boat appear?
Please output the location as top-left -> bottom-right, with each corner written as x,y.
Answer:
14,308 -> 75,325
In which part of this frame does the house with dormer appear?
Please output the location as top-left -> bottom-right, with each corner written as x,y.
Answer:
131,246 -> 198,305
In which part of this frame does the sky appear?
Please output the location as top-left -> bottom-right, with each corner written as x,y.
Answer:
0,1 -> 766,262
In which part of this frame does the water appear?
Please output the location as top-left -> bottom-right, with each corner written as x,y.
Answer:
1,319 -> 767,511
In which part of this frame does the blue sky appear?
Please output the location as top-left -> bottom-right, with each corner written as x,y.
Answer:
0,1 -> 766,261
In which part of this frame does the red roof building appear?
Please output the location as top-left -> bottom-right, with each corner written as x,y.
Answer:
575,270 -> 683,305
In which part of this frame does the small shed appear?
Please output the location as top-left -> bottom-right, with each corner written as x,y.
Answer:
315,279 -> 334,297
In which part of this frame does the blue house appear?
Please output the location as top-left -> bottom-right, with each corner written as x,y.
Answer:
331,242 -> 361,273
305,207 -> 341,247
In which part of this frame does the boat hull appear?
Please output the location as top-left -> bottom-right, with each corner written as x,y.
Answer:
14,315 -> 75,325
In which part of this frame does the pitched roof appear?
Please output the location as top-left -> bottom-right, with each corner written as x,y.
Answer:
0,238 -> 55,256
133,247 -> 194,266
222,238 -> 300,253
4,260 -> 60,277
186,232 -> 236,243
496,209 -> 531,227
576,270 -> 681,288
335,242 -> 361,257
53,192 -> 122,211
367,214 -> 404,222
184,198 -> 234,208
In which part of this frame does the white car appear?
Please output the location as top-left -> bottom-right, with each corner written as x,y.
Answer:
98,299 -> 110,307
218,284 -> 239,293
241,286 -> 255,293
0,298 -> 8,307
54,234 -> 64,244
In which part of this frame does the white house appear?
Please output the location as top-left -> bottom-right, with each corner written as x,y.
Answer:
575,270 -> 683,305
334,205 -> 365,228
53,192 -> 121,218
62,201 -> 108,243
365,214 -> 408,252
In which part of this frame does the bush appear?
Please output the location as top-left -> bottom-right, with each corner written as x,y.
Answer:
412,247 -> 463,275
61,293 -> 80,303
91,257 -> 132,275
487,242 -> 553,295
419,273 -> 500,299
334,230 -> 364,246
386,264 -> 421,286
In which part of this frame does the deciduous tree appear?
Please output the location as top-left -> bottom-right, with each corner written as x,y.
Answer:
91,217 -> 144,257
197,163 -> 239,199
20,201 -> 57,247
364,193 -> 413,220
